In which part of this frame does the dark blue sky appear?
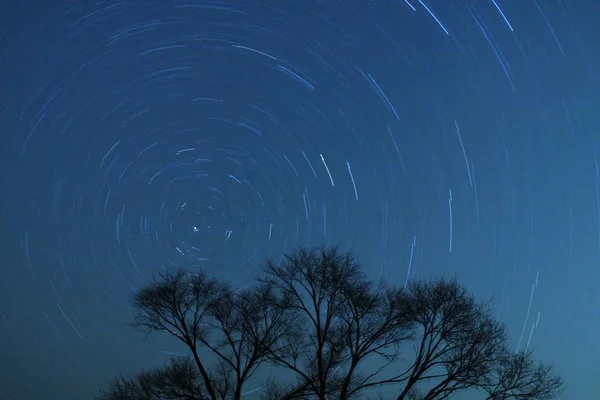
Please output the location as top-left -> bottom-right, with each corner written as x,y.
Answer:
1,1 -> 599,399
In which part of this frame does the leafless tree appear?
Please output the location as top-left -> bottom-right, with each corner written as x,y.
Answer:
259,247 -> 562,400
361,278 -> 562,400
98,247 -> 562,400
480,349 -> 563,399
98,357 -> 206,400
98,268 -> 295,400
258,247 -> 416,400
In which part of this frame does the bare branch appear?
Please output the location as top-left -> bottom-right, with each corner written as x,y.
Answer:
479,349 -> 563,399
96,358 -> 207,400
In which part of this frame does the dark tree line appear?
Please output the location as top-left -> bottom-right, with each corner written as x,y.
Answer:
98,247 -> 562,400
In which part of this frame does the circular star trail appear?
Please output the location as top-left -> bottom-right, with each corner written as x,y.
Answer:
1,1 -> 599,399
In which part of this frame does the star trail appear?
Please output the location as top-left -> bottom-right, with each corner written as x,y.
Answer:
1,0 -> 599,399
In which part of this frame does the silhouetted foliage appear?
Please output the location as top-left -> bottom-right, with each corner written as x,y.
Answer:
97,247 -> 563,400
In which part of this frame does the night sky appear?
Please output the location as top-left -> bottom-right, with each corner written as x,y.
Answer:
1,1 -> 599,399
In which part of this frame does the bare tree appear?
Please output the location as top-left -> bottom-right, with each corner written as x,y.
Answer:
480,349 -> 563,399
98,374 -> 143,400
259,247 -> 416,400
356,278 -> 561,400
259,247 -> 562,400
98,247 -> 562,400
98,357 -> 206,400
377,279 -> 510,400
98,268 -> 295,400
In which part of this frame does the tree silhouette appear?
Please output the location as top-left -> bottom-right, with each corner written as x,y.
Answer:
99,358 -> 203,400
98,268 -> 295,400
257,247 -> 415,399
97,247 -> 562,400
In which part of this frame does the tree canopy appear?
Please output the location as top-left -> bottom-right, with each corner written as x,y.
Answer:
98,247 -> 562,400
